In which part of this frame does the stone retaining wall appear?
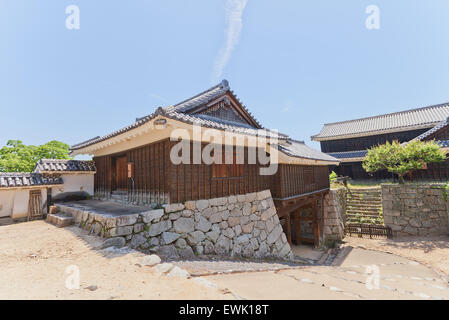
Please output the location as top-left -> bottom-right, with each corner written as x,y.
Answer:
322,189 -> 345,245
382,184 -> 449,236
57,190 -> 293,260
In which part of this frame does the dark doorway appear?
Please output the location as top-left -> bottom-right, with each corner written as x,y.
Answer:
290,205 -> 318,246
112,155 -> 128,191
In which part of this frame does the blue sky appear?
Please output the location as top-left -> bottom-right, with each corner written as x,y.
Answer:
1,1 -> 449,159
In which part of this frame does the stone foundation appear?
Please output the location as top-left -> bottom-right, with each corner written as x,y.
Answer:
322,189 -> 346,245
57,190 -> 293,260
382,184 -> 449,236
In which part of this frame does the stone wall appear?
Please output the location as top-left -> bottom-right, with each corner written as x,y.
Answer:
57,190 -> 293,260
382,184 -> 449,236
322,189 -> 346,245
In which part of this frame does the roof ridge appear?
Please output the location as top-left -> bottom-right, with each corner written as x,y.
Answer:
322,101 -> 449,126
171,80 -> 228,109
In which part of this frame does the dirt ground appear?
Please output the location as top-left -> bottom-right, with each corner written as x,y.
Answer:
344,235 -> 449,277
1,221 -> 449,300
0,221 -> 231,300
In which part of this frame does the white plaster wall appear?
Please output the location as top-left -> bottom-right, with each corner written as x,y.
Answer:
52,174 -> 94,197
11,190 -> 29,219
0,190 -> 15,217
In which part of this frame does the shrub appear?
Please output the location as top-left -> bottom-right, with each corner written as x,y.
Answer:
362,140 -> 446,183
329,171 -> 338,184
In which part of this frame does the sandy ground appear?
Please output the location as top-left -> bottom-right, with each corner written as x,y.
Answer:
1,221 -> 449,300
344,235 -> 449,277
0,221 -> 231,300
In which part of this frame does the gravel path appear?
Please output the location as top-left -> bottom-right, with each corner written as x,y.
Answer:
344,235 -> 449,277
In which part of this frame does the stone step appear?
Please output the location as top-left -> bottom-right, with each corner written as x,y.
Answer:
46,213 -> 74,228
111,193 -> 126,200
347,197 -> 381,202
347,204 -> 382,209
346,210 -> 382,216
346,208 -> 381,214
347,193 -> 381,197
348,188 -> 381,192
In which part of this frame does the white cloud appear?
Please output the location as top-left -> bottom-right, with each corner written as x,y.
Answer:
150,93 -> 168,103
211,0 -> 248,83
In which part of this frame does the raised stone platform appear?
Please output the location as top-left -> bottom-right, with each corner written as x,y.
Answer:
55,190 -> 294,261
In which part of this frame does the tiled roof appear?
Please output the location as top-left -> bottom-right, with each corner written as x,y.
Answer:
411,117 -> 449,142
70,80 -> 336,163
34,159 -> 96,173
166,81 -> 230,113
278,140 -> 340,162
312,102 -> 449,141
0,173 -> 63,189
327,150 -> 368,159
438,140 -> 449,147
70,80 -> 284,152
70,107 -> 287,151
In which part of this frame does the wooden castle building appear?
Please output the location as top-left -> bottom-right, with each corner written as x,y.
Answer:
312,102 -> 449,180
70,80 -> 340,246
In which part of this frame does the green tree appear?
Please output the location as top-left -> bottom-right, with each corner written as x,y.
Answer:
0,140 -> 71,172
362,140 -> 446,183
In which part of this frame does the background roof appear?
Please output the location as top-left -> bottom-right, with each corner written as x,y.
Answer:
312,103 -> 449,141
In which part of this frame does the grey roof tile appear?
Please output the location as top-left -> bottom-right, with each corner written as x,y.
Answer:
327,150 -> 368,159
278,140 -> 340,162
312,102 -> 449,140
410,117 -> 449,142
0,173 -> 63,189
34,159 -> 96,173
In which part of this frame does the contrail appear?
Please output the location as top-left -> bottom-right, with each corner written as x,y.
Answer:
211,0 -> 248,83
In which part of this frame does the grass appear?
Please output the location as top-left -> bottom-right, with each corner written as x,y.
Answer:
332,179 -> 448,190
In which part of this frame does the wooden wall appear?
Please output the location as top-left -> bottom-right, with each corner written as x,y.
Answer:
93,139 -> 331,204
271,165 -> 329,200
166,140 -> 272,203
320,128 -> 429,153
93,140 -> 169,203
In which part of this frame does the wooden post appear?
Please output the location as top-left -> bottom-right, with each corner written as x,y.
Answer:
295,210 -> 301,246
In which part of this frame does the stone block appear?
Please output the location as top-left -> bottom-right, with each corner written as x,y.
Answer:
196,200 -> 209,211
141,209 -> 164,223
195,216 -> 212,233
161,232 -> 180,245
164,203 -> 185,213
148,220 -> 172,237
256,190 -> 271,200
173,217 -> 195,234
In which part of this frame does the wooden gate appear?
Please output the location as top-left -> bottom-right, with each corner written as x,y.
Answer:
345,223 -> 393,239
112,156 -> 128,191
28,190 -> 43,220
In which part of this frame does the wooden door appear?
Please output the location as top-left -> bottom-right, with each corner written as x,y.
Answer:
28,190 -> 43,220
114,156 -> 128,191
